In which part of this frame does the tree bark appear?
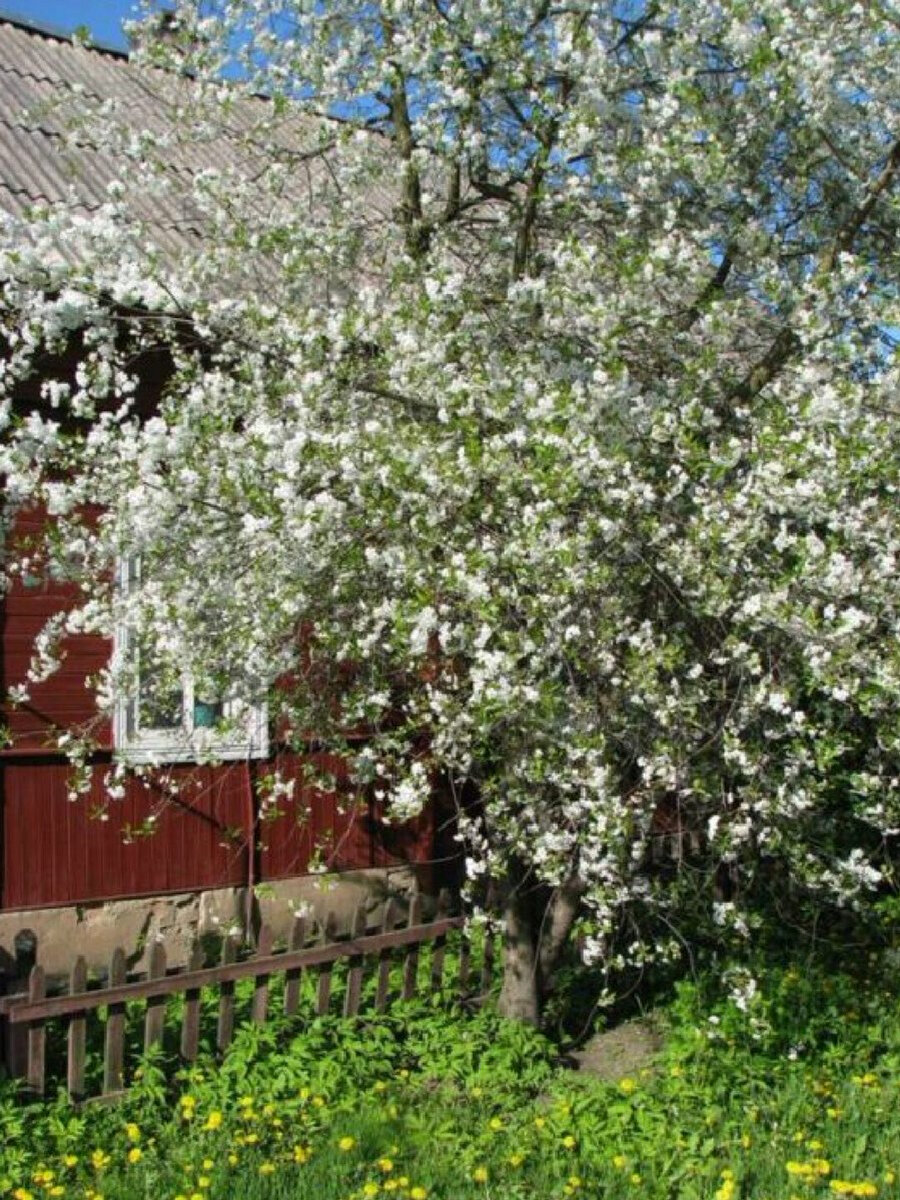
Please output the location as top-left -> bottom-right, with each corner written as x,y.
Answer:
497,881 -> 541,1025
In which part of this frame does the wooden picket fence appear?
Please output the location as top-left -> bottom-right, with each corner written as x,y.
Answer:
0,890 -> 494,1103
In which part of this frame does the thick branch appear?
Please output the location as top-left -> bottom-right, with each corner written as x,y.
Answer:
676,248 -> 733,333
537,874 -> 586,988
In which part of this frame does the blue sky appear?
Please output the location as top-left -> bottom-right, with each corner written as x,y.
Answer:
0,1 -> 144,50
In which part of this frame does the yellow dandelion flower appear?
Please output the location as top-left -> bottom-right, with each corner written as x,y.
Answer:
201,1160 -> 213,1171
561,1135 -> 577,1150
125,1124 -> 141,1144
127,1148 -> 142,1165
338,1136 -> 356,1152
227,1154 -> 238,1167
90,1151 -> 110,1172
62,1157 -> 78,1169
410,1189 -> 428,1200
259,1163 -> 275,1176
196,1178 -> 210,1189
534,1116 -> 546,1129
49,1189 -> 64,1198
618,1077 -> 637,1094
203,1111 -> 223,1132
377,1159 -> 394,1173
473,1167 -> 489,1183
14,1190 -> 34,1200
509,1154 -> 524,1168
293,1146 -> 311,1165
613,1155 -> 628,1170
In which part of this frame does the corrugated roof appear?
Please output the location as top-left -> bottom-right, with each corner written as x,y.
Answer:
0,14 -> 348,264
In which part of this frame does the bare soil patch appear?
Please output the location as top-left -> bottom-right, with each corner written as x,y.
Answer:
569,1017 -> 663,1081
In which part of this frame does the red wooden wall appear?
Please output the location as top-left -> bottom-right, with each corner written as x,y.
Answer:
0,512 -> 437,912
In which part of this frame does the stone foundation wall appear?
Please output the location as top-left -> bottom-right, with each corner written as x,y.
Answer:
0,867 -> 418,984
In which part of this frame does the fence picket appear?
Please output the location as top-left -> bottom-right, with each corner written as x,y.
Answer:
480,921 -> 495,1000
458,921 -> 471,998
251,926 -> 274,1024
0,898 -> 480,1102
316,912 -> 337,1015
343,905 -> 368,1017
143,942 -> 167,1052
67,957 -> 88,1101
180,945 -> 204,1061
216,935 -> 238,1054
26,965 -> 46,1096
430,889 -> 450,993
103,949 -> 127,1094
374,899 -> 397,1013
402,894 -> 423,1001
283,915 -> 308,1017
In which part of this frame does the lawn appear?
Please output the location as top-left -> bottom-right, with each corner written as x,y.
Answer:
3,945 -> 900,1200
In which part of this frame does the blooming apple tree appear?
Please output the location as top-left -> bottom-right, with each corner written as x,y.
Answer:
1,0 -> 899,1020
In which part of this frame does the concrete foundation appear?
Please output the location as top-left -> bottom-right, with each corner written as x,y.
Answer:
0,867 -> 418,984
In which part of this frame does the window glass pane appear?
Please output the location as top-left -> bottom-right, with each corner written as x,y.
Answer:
136,639 -> 184,731
193,698 -> 224,728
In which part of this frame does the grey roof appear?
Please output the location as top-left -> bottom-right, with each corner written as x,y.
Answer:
0,13 -> 352,263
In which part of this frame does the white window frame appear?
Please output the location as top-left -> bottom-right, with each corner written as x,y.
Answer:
112,557 -> 268,764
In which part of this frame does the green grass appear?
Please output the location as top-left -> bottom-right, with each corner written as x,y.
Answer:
3,951 -> 900,1199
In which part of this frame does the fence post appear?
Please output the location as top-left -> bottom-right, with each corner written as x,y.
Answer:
458,915 -> 471,999
0,968 -> 12,1083
251,925 -> 274,1024
316,912 -> 337,1015
283,914 -> 308,1018
144,941 -> 167,1052
430,889 -> 450,994
3,930 -> 36,1083
67,956 -> 88,1101
216,935 -> 238,1054
26,964 -> 46,1097
343,905 -> 368,1017
374,899 -> 397,1013
402,894 -> 423,1001
180,944 -> 204,1062
103,948 -> 127,1095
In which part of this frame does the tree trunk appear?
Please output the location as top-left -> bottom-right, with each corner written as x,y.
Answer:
496,870 -> 585,1025
497,884 -> 541,1025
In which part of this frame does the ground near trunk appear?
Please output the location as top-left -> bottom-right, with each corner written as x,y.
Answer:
569,1017 -> 663,1082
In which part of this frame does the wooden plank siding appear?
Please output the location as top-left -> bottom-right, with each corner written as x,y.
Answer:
0,511 -> 438,909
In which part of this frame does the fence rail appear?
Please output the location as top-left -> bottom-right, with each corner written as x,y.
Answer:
0,890 -> 487,1103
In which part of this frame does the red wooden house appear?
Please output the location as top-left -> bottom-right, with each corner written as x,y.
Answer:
0,12 -> 443,940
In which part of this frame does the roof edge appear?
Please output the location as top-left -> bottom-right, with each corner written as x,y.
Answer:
0,6 -> 129,60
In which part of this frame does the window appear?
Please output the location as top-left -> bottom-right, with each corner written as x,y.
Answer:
112,558 -> 268,763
